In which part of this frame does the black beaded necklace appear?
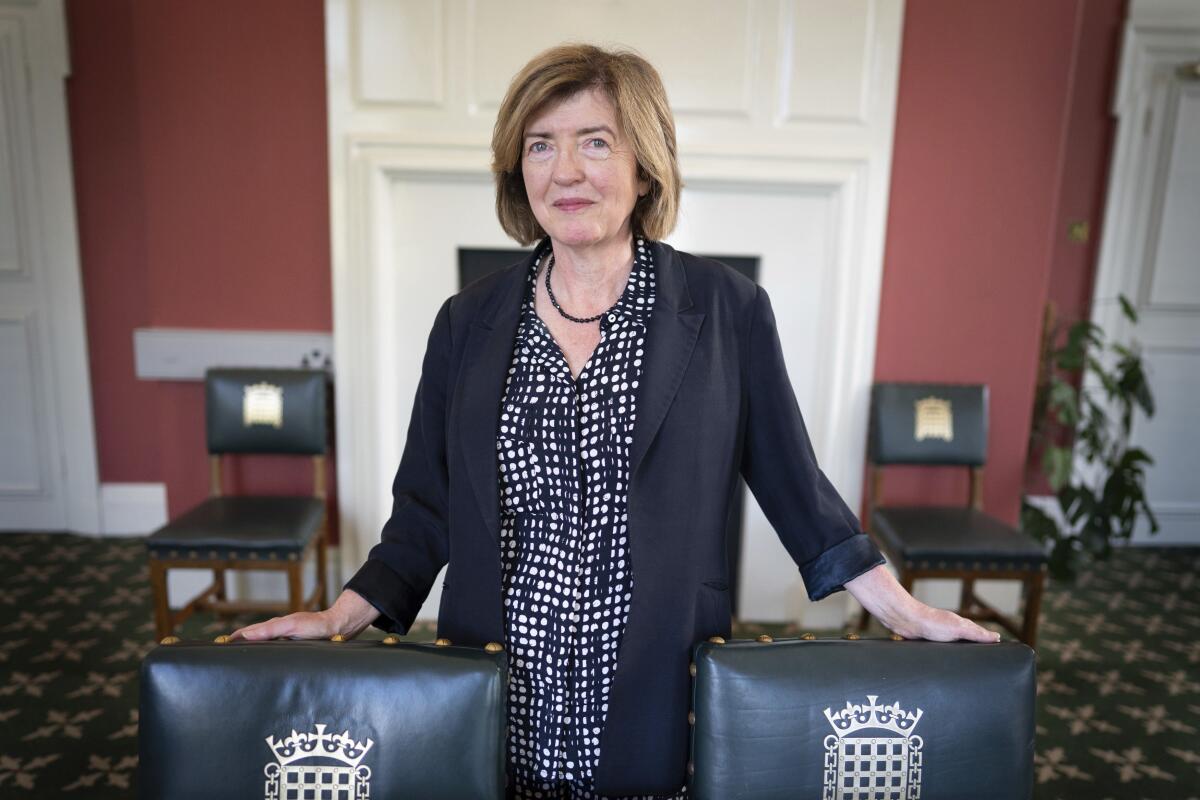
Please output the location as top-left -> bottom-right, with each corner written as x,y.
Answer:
544,253 -> 620,325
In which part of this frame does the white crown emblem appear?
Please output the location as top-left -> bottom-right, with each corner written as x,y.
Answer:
824,694 -> 924,736
823,695 -> 925,800
263,723 -> 374,800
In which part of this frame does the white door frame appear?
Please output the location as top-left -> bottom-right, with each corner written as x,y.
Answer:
1089,0 -> 1200,544
0,0 -> 100,533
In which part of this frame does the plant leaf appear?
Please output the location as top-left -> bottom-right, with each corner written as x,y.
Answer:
1118,294 -> 1138,323
1044,446 -> 1073,491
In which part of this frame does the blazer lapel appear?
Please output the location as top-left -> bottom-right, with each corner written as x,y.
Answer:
629,241 -> 705,477
457,255 -> 531,544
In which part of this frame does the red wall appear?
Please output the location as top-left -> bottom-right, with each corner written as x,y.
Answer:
67,0 -> 336,527
1024,0 -> 1126,493
872,1 -> 1120,523
67,1 -> 1123,538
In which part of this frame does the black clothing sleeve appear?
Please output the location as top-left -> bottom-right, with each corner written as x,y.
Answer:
740,285 -> 884,600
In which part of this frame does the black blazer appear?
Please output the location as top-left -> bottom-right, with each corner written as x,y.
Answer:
346,240 -> 884,795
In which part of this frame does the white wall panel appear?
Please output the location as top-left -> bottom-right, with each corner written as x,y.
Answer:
467,0 -> 755,117
1146,87 -> 1200,308
779,0 -> 874,124
0,18 -> 29,277
0,315 -> 43,492
1130,349 -> 1200,545
354,0 -> 444,106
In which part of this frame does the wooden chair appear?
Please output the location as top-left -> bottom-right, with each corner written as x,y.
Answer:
146,368 -> 330,640
855,383 -> 1048,647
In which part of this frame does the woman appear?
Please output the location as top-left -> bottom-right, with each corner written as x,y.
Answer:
233,44 -> 997,799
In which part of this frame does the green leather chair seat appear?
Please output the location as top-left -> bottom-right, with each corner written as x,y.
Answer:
146,496 -> 325,560
872,506 -> 1047,571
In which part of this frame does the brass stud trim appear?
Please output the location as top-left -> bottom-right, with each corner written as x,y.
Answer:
707,636 -> 726,645
756,634 -> 774,643
214,635 -> 231,644
689,662 -> 697,677
160,636 -> 180,645
844,632 -> 860,641
484,642 -> 504,654
434,638 -> 452,647
687,711 -> 696,726
801,632 -> 816,640
687,761 -> 695,776
330,634 -> 345,642
382,635 -> 400,645
890,633 -> 904,641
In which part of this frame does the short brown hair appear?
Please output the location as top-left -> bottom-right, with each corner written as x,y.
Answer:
491,44 -> 681,245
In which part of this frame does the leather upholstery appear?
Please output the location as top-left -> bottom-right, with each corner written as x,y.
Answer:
139,640 -> 508,800
206,368 -> 328,455
689,639 -> 1035,800
872,507 -> 1048,571
870,383 -> 988,465
146,496 -> 325,559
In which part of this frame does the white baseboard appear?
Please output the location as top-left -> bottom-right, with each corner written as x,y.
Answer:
99,483 -> 168,536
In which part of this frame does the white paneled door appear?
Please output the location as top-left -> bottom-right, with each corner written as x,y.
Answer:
0,1 -> 99,532
1093,2 -> 1200,545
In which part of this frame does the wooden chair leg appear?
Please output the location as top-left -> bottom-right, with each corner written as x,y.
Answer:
316,527 -> 329,609
1022,572 -> 1046,649
287,561 -> 304,613
149,560 -> 172,641
958,577 -> 976,616
212,567 -> 227,603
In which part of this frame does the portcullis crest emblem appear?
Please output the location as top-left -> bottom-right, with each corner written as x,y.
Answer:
913,396 -> 953,442
823,695 -> 924,800
243,382 -> 284,429
264,723 -> 374,800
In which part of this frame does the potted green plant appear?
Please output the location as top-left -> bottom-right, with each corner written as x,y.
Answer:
1022,296 -> 1158,580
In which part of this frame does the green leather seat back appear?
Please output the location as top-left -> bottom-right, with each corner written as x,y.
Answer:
140,640 -> 508,800
870,383 -> 988,466
206,368 -> 328,455
689,639 -> 1035,800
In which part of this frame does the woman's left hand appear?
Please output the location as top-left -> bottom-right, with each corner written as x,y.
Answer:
846,564 -> 1000,643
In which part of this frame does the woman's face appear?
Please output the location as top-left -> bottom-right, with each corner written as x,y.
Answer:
522,88 -> 649,252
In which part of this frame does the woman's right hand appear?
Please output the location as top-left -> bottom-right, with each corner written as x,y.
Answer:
229,589 -> 380,642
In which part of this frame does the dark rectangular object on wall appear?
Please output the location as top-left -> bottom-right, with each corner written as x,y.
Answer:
688,638 -> 1035,799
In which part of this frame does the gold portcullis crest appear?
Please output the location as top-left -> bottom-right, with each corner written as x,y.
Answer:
243,383 -> 284,429
913,396 -> 953,442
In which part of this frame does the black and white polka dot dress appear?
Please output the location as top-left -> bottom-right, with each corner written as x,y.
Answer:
497,240 -> 685,800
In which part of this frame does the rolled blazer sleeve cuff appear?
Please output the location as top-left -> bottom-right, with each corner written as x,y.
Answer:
800,533 -> 885,601
343,559 -> 417,635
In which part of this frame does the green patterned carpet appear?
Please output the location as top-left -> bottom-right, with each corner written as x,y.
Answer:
0,533 -> 1197,798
